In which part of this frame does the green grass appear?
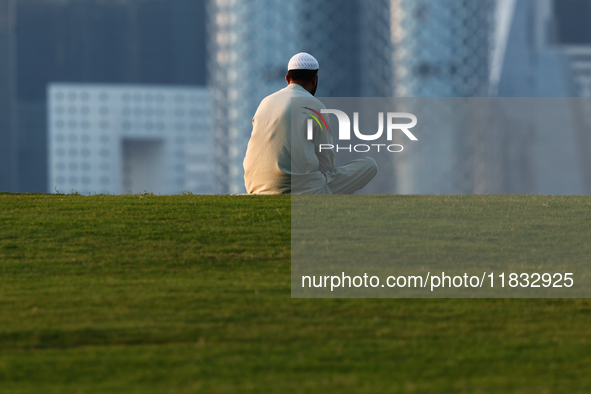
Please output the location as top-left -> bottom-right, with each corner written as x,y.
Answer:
0,193 -> 590,393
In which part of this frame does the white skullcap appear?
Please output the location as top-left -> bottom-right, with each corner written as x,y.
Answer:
288,52 -> 319,71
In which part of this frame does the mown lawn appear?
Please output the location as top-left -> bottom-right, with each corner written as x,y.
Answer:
0,193 -> 590,393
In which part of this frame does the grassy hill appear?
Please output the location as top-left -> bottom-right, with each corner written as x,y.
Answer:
0,193 -> 590,393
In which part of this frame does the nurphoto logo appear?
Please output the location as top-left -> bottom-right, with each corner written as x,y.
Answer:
303,107 -> 418,153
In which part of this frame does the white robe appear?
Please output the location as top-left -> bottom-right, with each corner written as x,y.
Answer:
243,83 -> 377,195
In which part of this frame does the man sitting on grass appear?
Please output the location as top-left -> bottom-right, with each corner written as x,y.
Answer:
243,52 -> 378,195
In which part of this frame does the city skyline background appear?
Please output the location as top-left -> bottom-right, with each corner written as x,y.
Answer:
1,0 -> 591,194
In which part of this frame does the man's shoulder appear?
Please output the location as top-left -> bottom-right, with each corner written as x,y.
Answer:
283,88 -> 326,111
259,86 -> 326,110
259,87 -> 291,107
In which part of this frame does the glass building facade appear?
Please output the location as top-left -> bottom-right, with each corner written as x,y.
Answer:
1,0 -> 207,193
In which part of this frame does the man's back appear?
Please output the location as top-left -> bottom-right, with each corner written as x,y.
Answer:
243,83 -> 333,194
243,52 -> 377,195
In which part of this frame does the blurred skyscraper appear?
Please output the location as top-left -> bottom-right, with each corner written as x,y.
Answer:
390,0 -> 495,195
392,0 -> 493,98
496,0 -> 591,98
0,0 -> 17,192
1,0 -> 208,193
393,0 -> 591,196
47,84 -> 213,195
494,0 -> 591,195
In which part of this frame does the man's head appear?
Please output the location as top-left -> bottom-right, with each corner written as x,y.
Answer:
286,52 -> 319,96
